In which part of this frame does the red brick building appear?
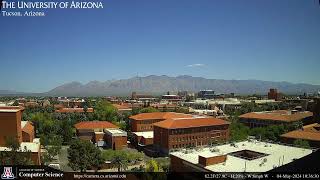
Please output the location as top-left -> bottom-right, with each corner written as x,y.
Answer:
21,121 -> 35,142
104,129 -> 128,150
55,107 -> 94,113
129,112 -> 193,132
151,103 -> 179,112
268,88 -> 282,101
0,106 -> 24,146
74,121 -> 127,150
281,123 -> 320,147
0,106 -> 41,165
153,117 -> 230,154
239,110 -> 313,128
112,103 -> 132,113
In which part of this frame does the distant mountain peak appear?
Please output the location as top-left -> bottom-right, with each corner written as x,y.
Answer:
43,75 -> 320,96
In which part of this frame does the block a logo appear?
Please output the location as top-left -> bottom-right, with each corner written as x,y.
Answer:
1,167 -> 15,180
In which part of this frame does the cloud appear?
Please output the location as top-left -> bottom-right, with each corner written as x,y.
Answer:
186,63 -> 205,67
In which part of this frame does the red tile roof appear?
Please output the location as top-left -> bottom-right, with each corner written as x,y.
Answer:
22,121 -> 34,135
54,104 -> 65,109
55,108 -> 94,113
112,104 -> 132,110
129,112 -> 193,121
239,110 -> 313,122
281,123 -> 320,141
75,121 -> 118,130
153,117 -> 230,129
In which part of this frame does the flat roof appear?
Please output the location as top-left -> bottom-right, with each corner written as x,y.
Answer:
105,128 -> 127,136
170,140 -> 313,172
0,109 -> 20,113
132,131 -> 154,139
0,138 -> 40,153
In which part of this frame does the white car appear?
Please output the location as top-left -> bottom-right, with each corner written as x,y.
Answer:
48,163 -> 61,170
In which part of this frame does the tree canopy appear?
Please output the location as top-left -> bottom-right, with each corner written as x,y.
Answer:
0,137 -> 33,165
293,139 -> 310,149
68,139 -> 104,172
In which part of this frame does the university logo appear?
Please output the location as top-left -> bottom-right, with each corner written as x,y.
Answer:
1,167 -> 15,180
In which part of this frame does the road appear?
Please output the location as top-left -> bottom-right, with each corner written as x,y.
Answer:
58,146 -> 73,172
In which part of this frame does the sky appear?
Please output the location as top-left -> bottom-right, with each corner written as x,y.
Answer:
0,0 -> 320,93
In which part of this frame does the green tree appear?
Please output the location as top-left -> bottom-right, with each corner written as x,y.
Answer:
139,107 -> 159,113
175,107 -> 189,114
83,105 -> 88,113
0,137 -> 33,165
94,101 -> 118,122
41,135 -> 62,164
230,122 -> 249,142
68,139 -> 104,172
57,120 -> 74,143
12,100 -> 19,106
111,153 -> 129,172
293,139 -> 310,149
145,159 -> 163,172
154,158 -> 170,172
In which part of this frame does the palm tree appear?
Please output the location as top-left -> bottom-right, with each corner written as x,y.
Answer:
111,155 -> 128,172
145,159 -> 163,172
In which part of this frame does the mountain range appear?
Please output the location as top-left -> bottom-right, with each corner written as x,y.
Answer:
1,75 -> 320,96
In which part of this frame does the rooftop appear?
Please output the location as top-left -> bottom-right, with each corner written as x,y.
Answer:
0,138 -> 40,153
132,131 -> 154,139
105,128 -> 127,136
239,110 -> 313,122
0,106 -> 23,113
130,112 -> 193,121
112,104 -> 132,110
281,123 -> 320,141
75,121 -> 118,130
21,121 -> 28,129
170,140 -> 313,172
21,121 -> 34,135
153,117 -> 229,129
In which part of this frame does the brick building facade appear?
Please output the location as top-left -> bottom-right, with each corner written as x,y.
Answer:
0,106 -> 41,165
268,88 -> 282,101
0,107 -> 23,146
239,110 -> 313,128
129,112 -> 193,132
153,117 -> 230,154
75,121 -> 127,150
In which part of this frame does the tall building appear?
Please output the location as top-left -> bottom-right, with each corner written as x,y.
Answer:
153,117 -> 230,154
0,106 -> 23,146
198,90 -> 215,99
268,88 -> 282,101
129,112 -> 193,148
0,106 -> 41,165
